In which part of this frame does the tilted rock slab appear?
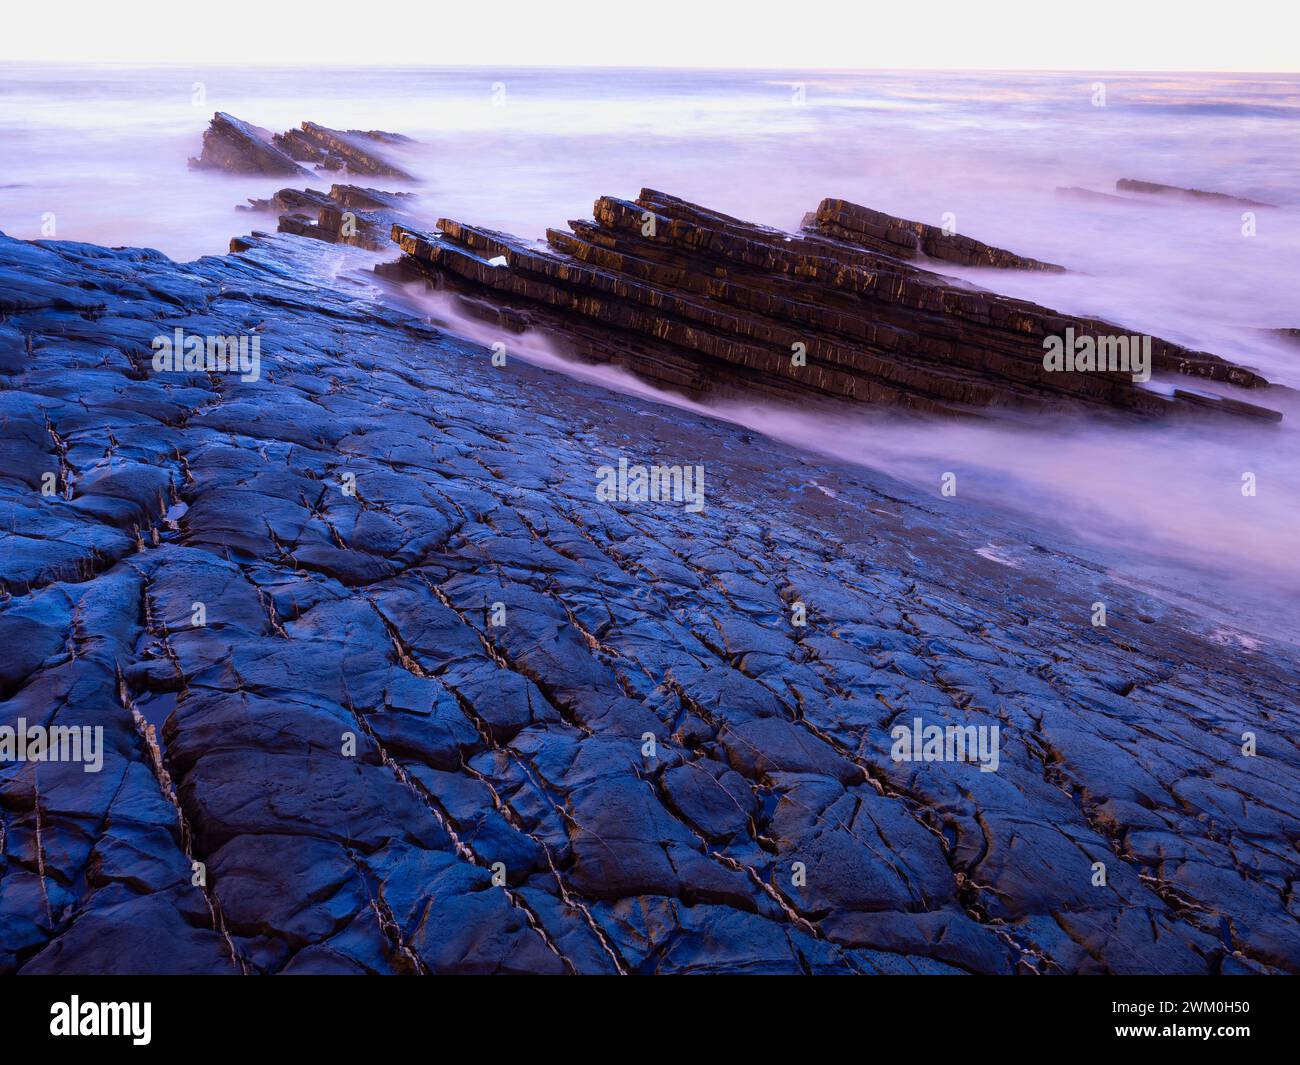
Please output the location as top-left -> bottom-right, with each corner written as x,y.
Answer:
191,113 -> 416,182
1116,178 -> 1275,209
804,198 -> 1064,271
391,188 -> 1280,421
189,112 -> 312,177
246,184 -> 420,250
273,122 -> 417,182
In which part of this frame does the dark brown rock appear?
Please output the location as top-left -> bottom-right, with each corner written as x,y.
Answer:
192,114 -> 417,182
388,188 -> 1281,421
805,197 -> 1065,271
241,187 -> 334,215
272,184 -> 418,250
273,122 -> 416,181
188,112 -> 312,177
1116,178 -> 1275,208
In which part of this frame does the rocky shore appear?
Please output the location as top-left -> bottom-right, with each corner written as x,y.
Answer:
1,115 -> 1297,975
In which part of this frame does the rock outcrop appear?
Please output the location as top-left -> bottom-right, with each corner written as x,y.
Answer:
2,227 -> 1297,975
389,188 -> 1280,421
803,198 -> 1064,271
189,112 -> 312,177
1116,178 -> 1275,209
191,113 -> 416,182
272,122 -> 416,181
1054,186 -> 1165,207
245,184 -> 419,250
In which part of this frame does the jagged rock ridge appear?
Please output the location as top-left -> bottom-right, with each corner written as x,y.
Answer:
188,112 -> 311,177
273,122 -> 416,181
191,113 -> 416,182
803,198 -> 1064,271
243,183 -> 419,250
1116,179 -> 1274,209
389,188 -> 1280,421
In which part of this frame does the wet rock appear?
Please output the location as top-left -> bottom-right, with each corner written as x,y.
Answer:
1116,178 -> 1275,208
391,188 -> 1280,420
268,184 -> 419,250
804,197 -> 1065,270
274,122 -> 416,181
189,112 -> 312,177
2,226 -> 1297,976
242,187 -> 335,216
192,113 -> 417,182
1055,185 -> 1159,207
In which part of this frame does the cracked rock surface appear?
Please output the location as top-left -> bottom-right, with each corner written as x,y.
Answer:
1,229 -> 1297,975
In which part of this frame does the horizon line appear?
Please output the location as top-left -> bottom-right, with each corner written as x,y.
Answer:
1,59 -> 1297,76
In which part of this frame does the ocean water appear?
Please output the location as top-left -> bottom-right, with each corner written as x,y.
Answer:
2,64 -> 1298,631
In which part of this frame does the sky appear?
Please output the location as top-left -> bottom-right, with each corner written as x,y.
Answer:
2,0 -> 1295,71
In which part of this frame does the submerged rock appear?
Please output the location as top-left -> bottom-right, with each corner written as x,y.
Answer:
1056,185 -> 1171,207
1116,178 -> 1275,209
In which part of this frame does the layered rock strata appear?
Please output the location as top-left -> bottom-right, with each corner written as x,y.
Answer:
246,184 -> 419,250
389,188 -> 1280,421
802,198 -> 1064,271
191,113 -> 415,182
1115,179 -> 1274,209
273,122 -> 416,181
188,112 -> 311,177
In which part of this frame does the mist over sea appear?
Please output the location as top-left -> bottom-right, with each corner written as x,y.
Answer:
2,63 -> 1298,635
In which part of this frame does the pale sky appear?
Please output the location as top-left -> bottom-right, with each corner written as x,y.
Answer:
2,0 -> 1296,71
